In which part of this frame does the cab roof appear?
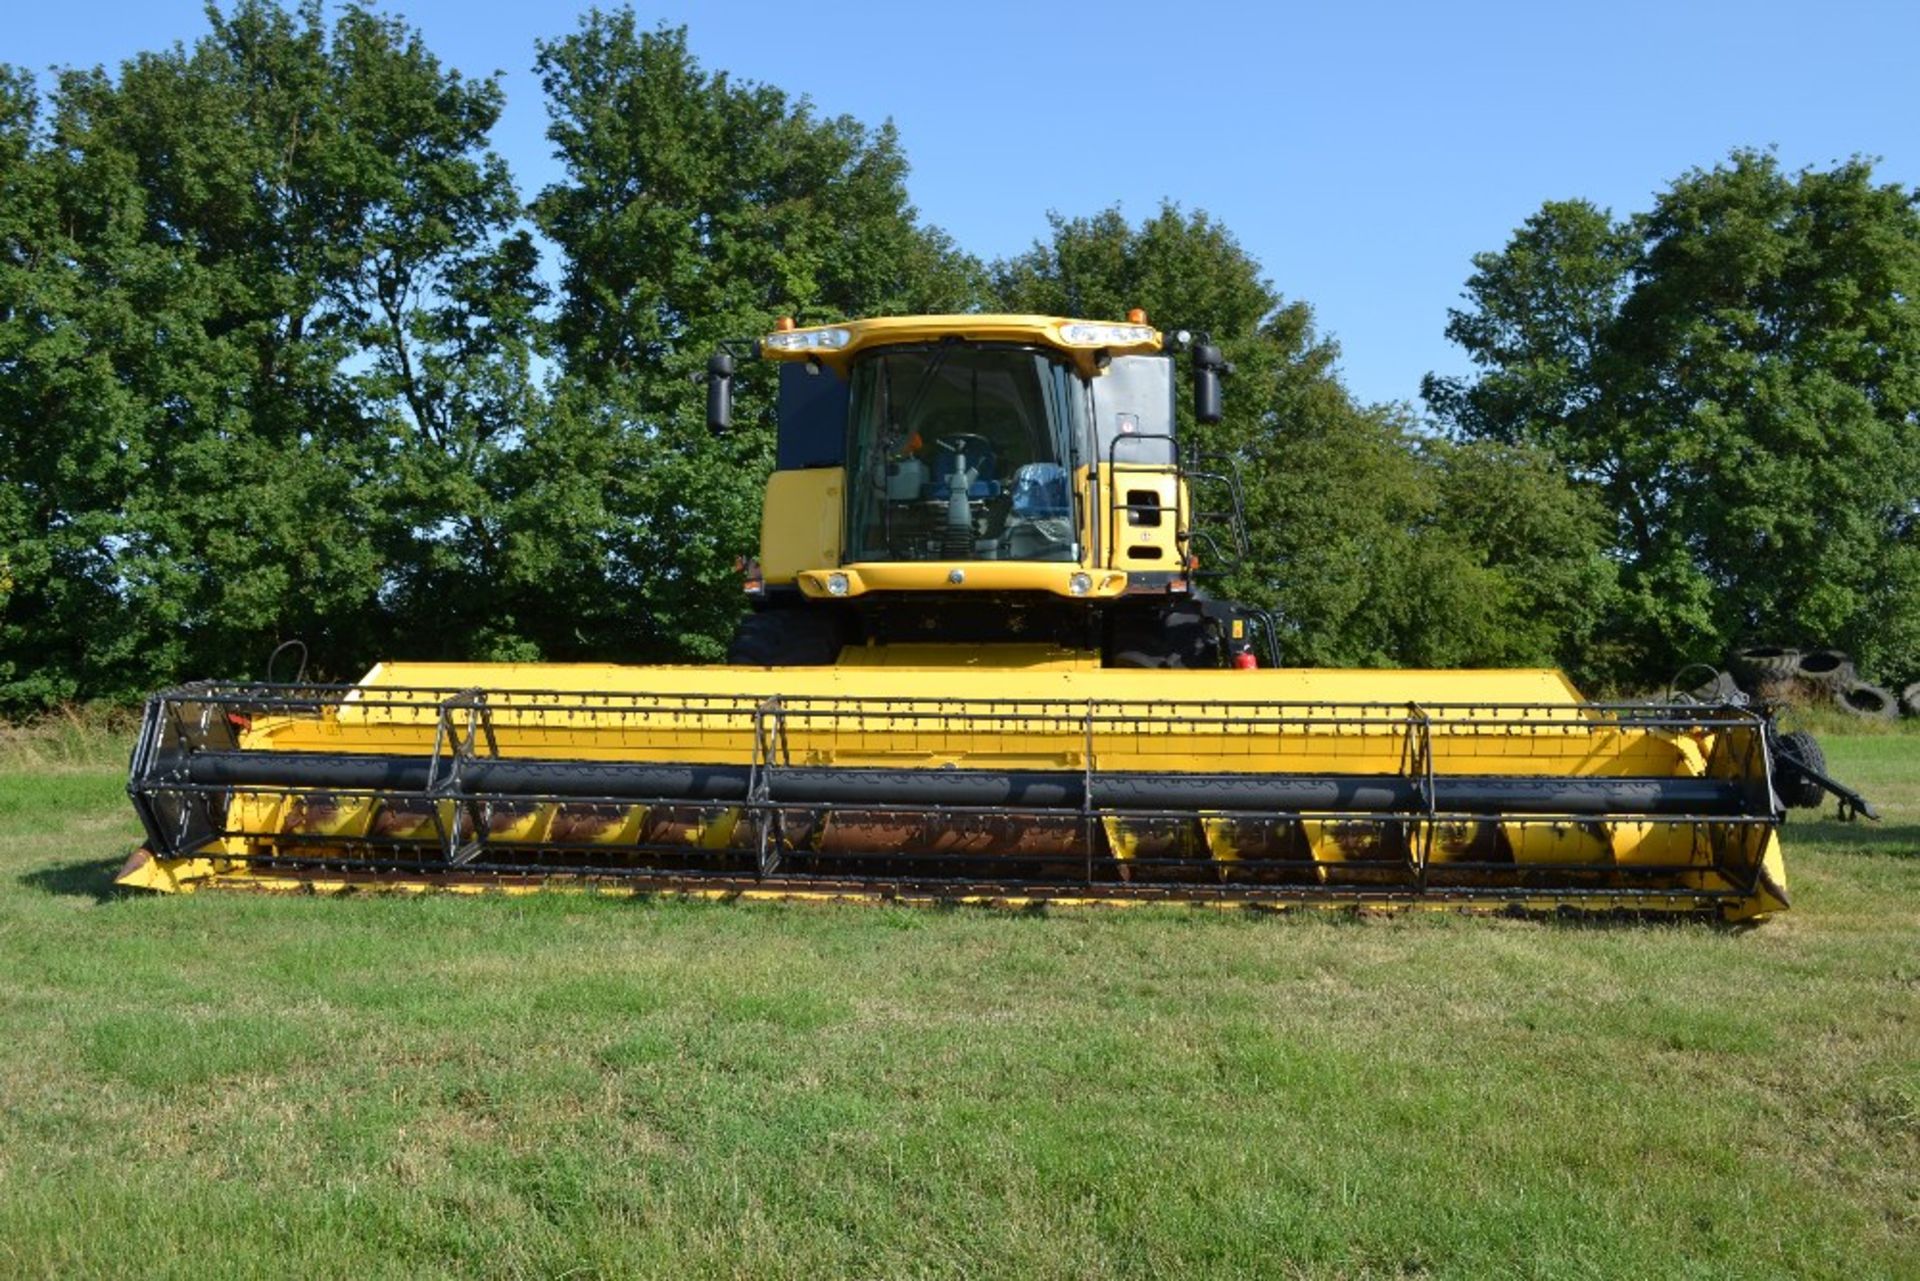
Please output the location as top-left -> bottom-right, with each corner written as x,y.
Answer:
757,314 -> 1164,376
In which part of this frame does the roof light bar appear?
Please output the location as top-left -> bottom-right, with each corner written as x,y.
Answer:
1057,322 -> 1157,348
762,326 -> 852,352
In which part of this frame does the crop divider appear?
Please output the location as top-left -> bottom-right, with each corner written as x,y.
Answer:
750,696 -> 792,879
1400,703 -> 1437,891
428,689 -> 498,867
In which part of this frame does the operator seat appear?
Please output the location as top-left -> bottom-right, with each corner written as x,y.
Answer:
1003,462 -> 1073,559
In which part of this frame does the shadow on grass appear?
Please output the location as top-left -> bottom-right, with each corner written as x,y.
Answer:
1794,819 -> 1920,856
19,855 -> 133,903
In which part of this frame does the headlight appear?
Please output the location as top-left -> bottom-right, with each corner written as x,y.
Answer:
1058,322 -> 1157,348
1068,572 -> 1093,596
825,572 -> 850,596
763,326 -> 852,352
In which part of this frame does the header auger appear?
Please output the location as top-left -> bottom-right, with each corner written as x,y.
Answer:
121,313 -> 1853,920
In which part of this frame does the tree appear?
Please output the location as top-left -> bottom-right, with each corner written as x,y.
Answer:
0,66 -> 116,707
1427,152 -> 1920,685
530,12 -> 982,659
996,205 -> 1615,674
0,1 -> 541,709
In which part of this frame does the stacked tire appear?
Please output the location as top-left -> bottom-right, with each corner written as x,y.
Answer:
1793,649 -> 1854,690
1785,648 -> 1896,720
1729,645 -> 1803,703
1727,645 -> 1911,720
1835,682 -> 1899,719
1730,645 -> 1801,686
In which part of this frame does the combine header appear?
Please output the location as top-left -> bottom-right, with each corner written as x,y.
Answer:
121,314 -> 1849,919
125,665 -> 1802,919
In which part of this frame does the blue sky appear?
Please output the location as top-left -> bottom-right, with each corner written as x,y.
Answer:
10,1 -> 1917,407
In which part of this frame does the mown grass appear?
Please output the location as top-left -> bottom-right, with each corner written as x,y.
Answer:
0,738 -> 1914,1278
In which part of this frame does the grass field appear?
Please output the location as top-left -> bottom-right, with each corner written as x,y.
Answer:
0,724 -> 1914,1278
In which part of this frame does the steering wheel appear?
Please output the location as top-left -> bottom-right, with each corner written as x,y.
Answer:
935,432 -> 995,460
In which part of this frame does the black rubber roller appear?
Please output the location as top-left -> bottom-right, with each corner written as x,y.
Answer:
185,751 -> 1749,818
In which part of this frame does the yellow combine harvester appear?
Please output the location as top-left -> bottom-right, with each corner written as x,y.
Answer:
122,314 -> 1859,919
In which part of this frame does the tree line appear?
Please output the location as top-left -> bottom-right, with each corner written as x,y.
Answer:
2,1 -> 1915,711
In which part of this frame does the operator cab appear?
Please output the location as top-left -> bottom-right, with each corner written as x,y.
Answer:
711,314 -> 1251,664
712,314 -> 1229,593
847,344 -> 1083,562
835,341 -> 1178,564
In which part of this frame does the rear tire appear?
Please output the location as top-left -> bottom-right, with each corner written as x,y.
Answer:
726,609 -> 842,666
1772,730 -> 1827,809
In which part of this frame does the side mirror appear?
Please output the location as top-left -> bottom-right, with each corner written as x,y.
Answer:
706,352 -> 735,435
1192,342 -> 1225,424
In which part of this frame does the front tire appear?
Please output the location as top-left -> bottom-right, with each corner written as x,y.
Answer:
1108,610 -> 1214,669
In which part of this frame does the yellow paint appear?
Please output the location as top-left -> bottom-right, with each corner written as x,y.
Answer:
1105,464 -> 1187,572
759,468 -> 844,583
227,660 -> 1614,780
201,662 -> 1679,809
796,563 -> 1128,599
347,659 -> 1588,703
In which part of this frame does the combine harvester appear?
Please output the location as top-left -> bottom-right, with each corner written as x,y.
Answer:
121,314 -> 1867,920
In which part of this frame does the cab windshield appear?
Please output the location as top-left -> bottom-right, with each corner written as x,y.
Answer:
846,344 -> 1083,562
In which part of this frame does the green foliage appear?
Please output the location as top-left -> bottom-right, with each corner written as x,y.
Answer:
4,6 -> 1905,704
1254,414 -> 1616,674
1428,152 -> 1920,686
529,13 -> 982,659
995,205 -> 1616,674
0,0 -> 537,708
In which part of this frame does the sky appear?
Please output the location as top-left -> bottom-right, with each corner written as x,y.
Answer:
9,0 -> 1918,408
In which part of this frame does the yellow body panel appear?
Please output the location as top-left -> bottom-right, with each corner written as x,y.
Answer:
796,563 -> 1128,599
759,468 -> 844,582
229,660 -> 1622,780
365,659 -> 1586,705
1106,464 -> 1187,572
206,665 -> 1746,829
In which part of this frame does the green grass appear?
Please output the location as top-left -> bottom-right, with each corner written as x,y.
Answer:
0,741 -> 1914,1278
0,704 -> 137,772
